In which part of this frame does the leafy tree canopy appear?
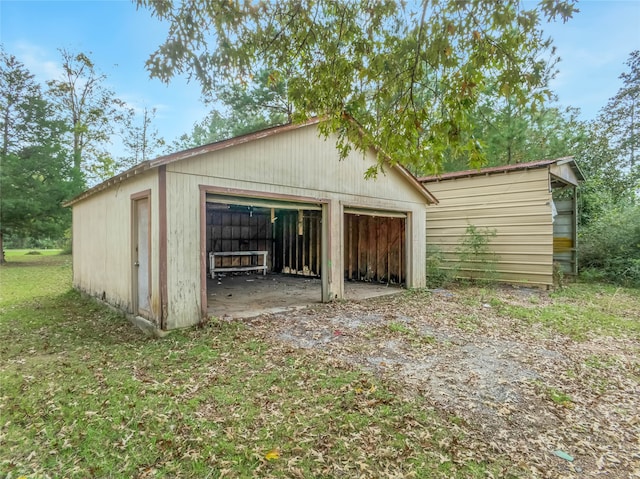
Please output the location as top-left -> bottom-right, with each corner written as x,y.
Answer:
598,50 -> 640,174
138,0 -> 577,175
170,68 -> 292,151
47,49 -> 132,183
0,50 -> 82,260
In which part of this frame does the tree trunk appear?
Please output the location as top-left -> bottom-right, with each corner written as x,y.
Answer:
0,231 -> 5,264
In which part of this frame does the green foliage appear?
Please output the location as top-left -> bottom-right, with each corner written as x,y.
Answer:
120,106 -> 165,167
575,51 -> 640,228
138,0 -> 577,173
533,381 -> 574,407
425,246 -> 456,288
552,261 -> 565,289
170,69 -> 291,151
387,320 -> 412,335
599,50 -> 640,175
456,225 -> 498,283
497,282 -> 640,340
579,204 -> 640,287
3,236 -> 68,250
46,49 -> 132,183
439,96 -> 585,173
0,51 -> 82,255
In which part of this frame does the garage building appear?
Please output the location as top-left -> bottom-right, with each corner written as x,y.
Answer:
67,119 -> 437,330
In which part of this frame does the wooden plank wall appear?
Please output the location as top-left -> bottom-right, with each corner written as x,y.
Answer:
344,214 -> 406,284
207,206 -> 322,277
207,205 -> 273,270
276,210 -> 322,277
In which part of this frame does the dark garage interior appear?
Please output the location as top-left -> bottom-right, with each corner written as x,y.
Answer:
205,199 -> 403,318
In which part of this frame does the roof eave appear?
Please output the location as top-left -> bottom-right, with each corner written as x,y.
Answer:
418,157 -> 584,184
63,162 -> 153,207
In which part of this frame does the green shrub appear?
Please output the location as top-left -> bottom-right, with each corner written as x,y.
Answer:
579,204 -> 640,287
425,246 -> 456,288
457,224 -> 498,284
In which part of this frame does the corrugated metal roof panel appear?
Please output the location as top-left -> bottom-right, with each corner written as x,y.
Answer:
418,157 -> 579,183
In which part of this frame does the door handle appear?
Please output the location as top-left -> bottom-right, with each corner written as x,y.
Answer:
134,261 -> 140,267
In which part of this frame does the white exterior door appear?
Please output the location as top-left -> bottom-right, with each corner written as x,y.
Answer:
134,197 -> 150,315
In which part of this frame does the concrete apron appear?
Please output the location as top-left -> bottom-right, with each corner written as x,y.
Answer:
207,273 -> 402,320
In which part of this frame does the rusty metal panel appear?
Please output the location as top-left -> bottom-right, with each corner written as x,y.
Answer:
553,198 -> 577,274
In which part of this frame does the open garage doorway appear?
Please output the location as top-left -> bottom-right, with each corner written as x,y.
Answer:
203,195 -> 405,319
344,210 -> 407,291
204,194 -> 324,318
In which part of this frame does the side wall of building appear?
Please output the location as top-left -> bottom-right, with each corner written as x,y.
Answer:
424,167 -> 554,285
72,172 -> 161,320
164,125 -> 428,328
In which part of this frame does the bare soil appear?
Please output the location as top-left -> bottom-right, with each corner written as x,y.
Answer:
245,285 -> 640,479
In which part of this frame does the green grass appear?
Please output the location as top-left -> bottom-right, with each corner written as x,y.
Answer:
0,249 -> 70,305
0,253 -> 518,478
387,320 -> 412,334
495,283 -> 640,341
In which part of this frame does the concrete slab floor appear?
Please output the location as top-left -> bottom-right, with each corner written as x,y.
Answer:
207,273 -> 403,319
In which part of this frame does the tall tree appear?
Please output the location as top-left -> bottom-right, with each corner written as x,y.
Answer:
574,51 -> 640,223
120,106 -> 165,168
0,52 -> 80,262
170,69 -> 291,151
138,0 -> 577,173
599,50 -> 640,172
0,49 -> 41,157
457,103 -> 586,171
170,110 -> 232,151
214,69 -> 292,135
46,49 -> 128,183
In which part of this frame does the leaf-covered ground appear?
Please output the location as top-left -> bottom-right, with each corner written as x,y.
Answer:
246,284 -> 640,478
1,252 -> 638,478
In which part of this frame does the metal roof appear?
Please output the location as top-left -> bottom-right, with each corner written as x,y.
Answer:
418,156 -> 585,183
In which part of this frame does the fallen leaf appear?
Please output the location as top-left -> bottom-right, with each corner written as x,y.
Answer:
265,449 -> 280,461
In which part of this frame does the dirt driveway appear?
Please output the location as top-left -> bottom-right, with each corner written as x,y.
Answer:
246,285 -> 640,479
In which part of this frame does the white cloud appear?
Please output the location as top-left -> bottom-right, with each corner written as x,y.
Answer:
12,41 -> 65,83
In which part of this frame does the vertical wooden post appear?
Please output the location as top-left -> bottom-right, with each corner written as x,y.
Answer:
284,212 -> 289,272
347,214 -> 353,280
302,214 -> 307,273
357,216 -> 363,280
398,220 -> 402,284
316,214 -> 321,275
294,212 -> 299,273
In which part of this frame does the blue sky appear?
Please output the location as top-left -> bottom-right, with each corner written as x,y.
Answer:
1,0 -> 640,152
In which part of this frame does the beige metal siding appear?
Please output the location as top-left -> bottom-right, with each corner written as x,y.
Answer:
165,125 -> 428,328
72,172 -> 160,318
425,168 -> 554,285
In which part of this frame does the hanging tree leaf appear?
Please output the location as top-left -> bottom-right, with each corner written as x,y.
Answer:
137,0 -> 577,173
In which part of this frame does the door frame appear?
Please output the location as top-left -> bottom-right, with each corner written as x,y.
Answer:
131,190 -> 152,317
341,203 -> 411,287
